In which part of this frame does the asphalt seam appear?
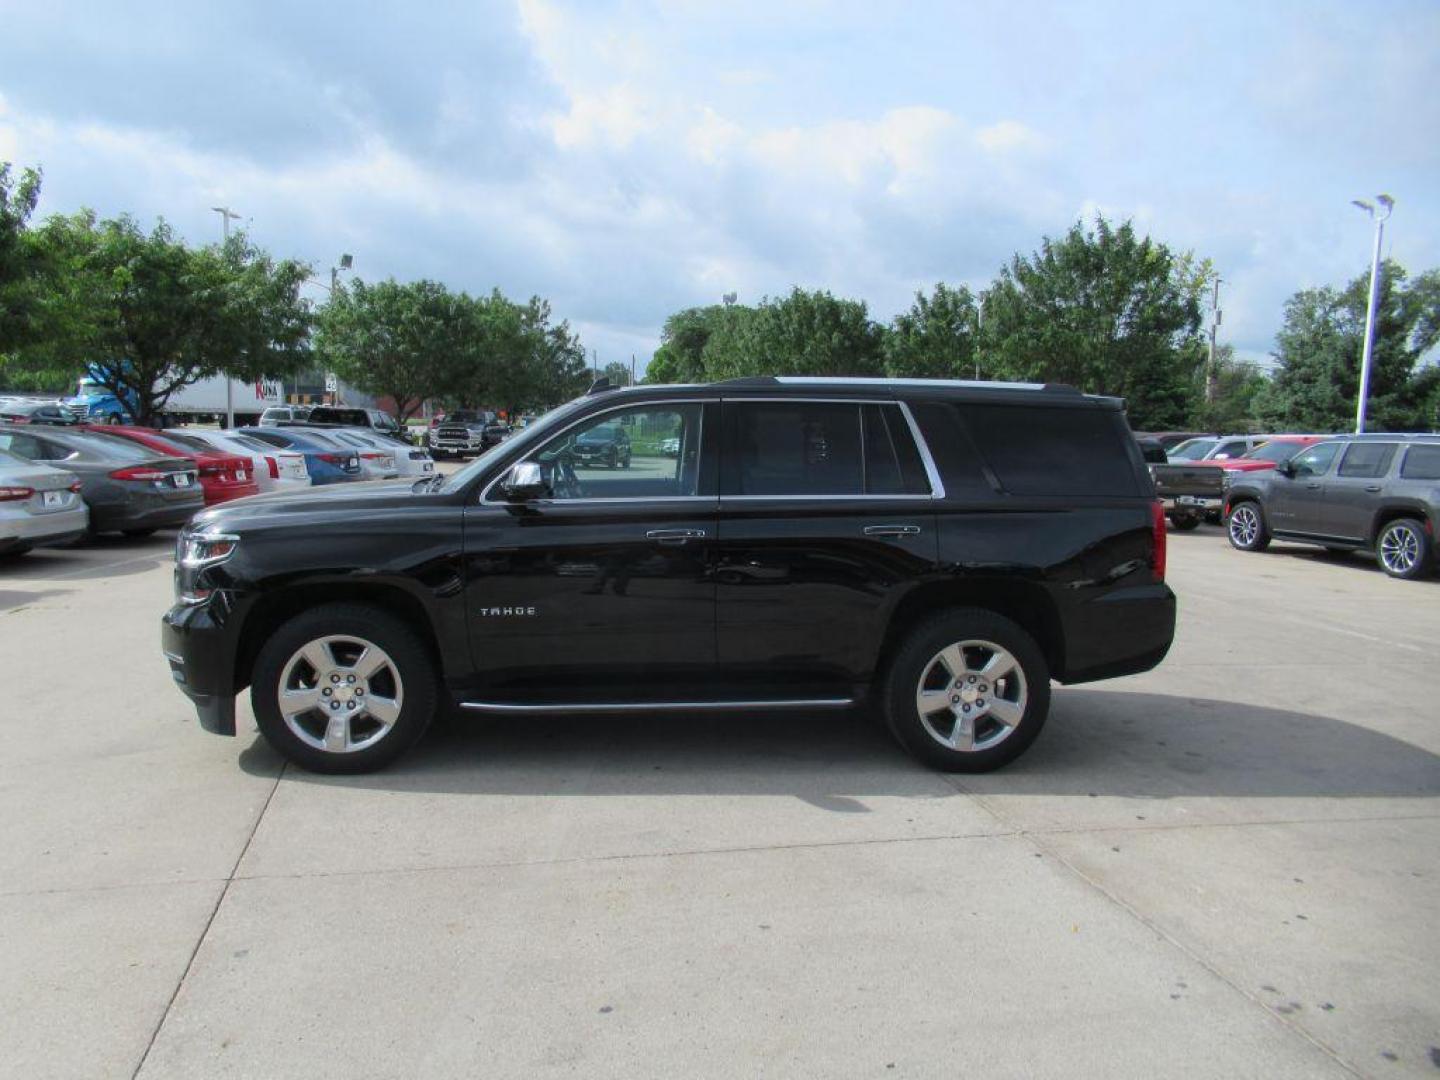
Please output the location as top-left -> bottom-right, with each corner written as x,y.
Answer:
944,777 -> 1367,1079
128,762 -> 287,1080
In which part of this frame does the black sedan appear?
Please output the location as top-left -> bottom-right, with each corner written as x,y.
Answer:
0,425 -> 204,536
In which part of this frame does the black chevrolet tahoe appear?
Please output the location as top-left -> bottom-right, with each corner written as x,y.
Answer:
161,377 -> 1175,774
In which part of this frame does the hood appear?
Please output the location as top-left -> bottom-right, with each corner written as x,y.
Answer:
190,477 -> 422,531
1220,459 -> 1279,473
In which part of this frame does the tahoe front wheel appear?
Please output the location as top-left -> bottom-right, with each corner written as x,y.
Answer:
882,609 -> 1051,772
250,603 -> 437,773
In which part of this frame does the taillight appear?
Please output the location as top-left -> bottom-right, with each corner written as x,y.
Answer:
266,456 -> 279,479
0,486 -> 35,501
109,467 -> 166,482
1151,499 -> 1167,583
317,453 -> 343,465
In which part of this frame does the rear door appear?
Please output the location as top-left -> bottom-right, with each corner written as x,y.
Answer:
1267,441 -> 1341,535
714,398 -> 938,696
1322,442 -> 1399,541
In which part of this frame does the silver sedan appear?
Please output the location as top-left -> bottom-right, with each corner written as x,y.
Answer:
0,447 -> 89,556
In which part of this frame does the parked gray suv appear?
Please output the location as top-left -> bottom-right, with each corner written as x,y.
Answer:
1224,434 -> 1440,579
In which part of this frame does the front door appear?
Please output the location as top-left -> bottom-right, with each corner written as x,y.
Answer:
462,400 -> 718,700
1267,440 -> 1341,535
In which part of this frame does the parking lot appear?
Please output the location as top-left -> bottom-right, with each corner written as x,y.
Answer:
3,519 -> 1438,1078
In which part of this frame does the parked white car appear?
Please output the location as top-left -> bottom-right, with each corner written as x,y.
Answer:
330,429 -> 434,478
0,447 -> 89,556
164,429 -> 310,492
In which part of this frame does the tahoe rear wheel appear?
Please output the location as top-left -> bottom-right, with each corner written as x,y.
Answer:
250,603 -> 437,773
1227,501 -> 1270,552
1376,518 -> 1431,580
883,609 -> 1051,772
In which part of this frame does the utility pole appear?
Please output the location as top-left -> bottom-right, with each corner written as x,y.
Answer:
211,207 -> 241,426
1352,195 -> 1394,434
1205,277 -> 1224,405
631,354 -> 636,386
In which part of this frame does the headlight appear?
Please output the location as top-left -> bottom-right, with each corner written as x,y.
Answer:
177,531 -> 240,568
1221,469 -> 1240,490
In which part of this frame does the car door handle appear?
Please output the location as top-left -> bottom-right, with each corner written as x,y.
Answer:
863,524 -> 922,537
646,528 -> 706,545
1364,484 -> 1382,492
1305,483 -> 1322,490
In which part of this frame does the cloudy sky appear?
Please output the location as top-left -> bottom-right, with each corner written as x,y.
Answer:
2,0 -> 1437,373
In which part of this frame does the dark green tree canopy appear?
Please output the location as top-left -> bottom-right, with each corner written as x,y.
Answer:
1256,261 -> 1440,432
17,212 -> 311,425
979,216 -> 1207,428
884,283 -> 978,378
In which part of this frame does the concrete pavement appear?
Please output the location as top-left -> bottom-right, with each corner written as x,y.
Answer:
1,526 -> 1437,1078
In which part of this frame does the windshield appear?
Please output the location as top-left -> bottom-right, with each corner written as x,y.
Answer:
1168,438 -> 1217,460
1242,440 -> 1307,463
441,396 -> 593,492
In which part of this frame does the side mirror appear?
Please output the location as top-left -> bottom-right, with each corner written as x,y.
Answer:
1278,461 -> 1297,478
501,461 -> 549,502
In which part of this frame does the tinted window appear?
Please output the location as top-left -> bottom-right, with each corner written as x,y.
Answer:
958,404 -> 1142,496
0,432 -> 46,459
1214,440 -> 1250,458
862,404 -> 930,494
723,403 -> 862,496
1338,443 -> 1397,479
1289,442 -> 1341,477
1400,445 -> 1440,480
1168,438 -> 1217,461
908,401 -> 994,496
1244,440 -> 1309,463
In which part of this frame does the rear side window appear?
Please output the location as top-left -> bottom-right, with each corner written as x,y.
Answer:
1338,443 -> 1397,479
723,403 -> 863,495
1400,445 -> 1440,480
861,404 -> 930,495
957,404 -> 1142,496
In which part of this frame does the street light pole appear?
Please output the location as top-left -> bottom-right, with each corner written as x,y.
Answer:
1205,277 -> 1224,405
1352,194 -> 1394,434
211,207 -> 242,426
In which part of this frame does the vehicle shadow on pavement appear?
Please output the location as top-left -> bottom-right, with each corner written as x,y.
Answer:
258,689 -> 1440,802
0,533 -> 176,582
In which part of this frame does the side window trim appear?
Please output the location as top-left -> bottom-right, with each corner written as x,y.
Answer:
716,397 -> 943,501
478,397 -> 711,505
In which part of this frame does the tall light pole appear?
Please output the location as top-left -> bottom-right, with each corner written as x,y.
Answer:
211,207 -> 241,426
1205,277 -> 1224,405
1352,194 -> 1394,434
211,206 -> 240,242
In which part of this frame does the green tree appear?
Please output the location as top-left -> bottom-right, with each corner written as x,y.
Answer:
980,216 -> 1206,428
316,278 -> 471,421
648,305 -> 729,383
1255,261 -> 1440,432
602,360 -> 632,387
706,287 -> 883,378
1189,344 -> 1267,431
0,162 -> 43,354
884,283 -> 979,378
17,212 -> 311,425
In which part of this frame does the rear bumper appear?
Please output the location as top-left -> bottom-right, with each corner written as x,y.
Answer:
161,601 -> 239,735
1057,582 -> 1177,684
91,495 -> 203,533
1161,495 -> 1222,516
1,504 -> 89,544
201,480 -> 262,505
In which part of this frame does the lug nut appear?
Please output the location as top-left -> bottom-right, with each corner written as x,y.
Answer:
329,701 -> 339,710
977,699 -> 986,708
967,676 -> 976,684
346,701 -> 355,710
355,688 -> 364,696
347,674 -> 356,683
330,674 -> 340,684
322,688 -> 331,697
950,695 -> 960,704
962,705 -> 971,713
978,683 -> 988,693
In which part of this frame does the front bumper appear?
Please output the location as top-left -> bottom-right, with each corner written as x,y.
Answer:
161,601 -> 238,735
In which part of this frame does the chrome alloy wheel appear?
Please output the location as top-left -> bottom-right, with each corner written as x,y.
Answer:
1379,522 -> 1421,575
914,640 -> 1027,752
1229,504 -> 1261,548
277,635 -> 405,753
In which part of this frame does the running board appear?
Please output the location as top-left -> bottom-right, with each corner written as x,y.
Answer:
459,697 -> 855,715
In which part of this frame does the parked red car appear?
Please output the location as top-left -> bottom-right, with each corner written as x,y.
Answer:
1218,435 -> 1329,475
80,425 -> 260,505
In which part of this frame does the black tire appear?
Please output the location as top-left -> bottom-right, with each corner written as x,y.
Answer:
1168,513 -> 1201,532
122,528 -> 157,539
1376,518 -> 1432,581
622,453 -> 631,469
607,449 -> 618,469
1227,500 -> 1270,552
882,608 -> 1051,773
250,603 -> 438,773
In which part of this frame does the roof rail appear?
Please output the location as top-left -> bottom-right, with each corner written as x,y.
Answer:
1042,383 -> 1083,394
585,377 -> 613,396
715,376 -> 780,387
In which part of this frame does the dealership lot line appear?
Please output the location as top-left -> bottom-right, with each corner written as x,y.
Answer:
1,528 -> 1437,1078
